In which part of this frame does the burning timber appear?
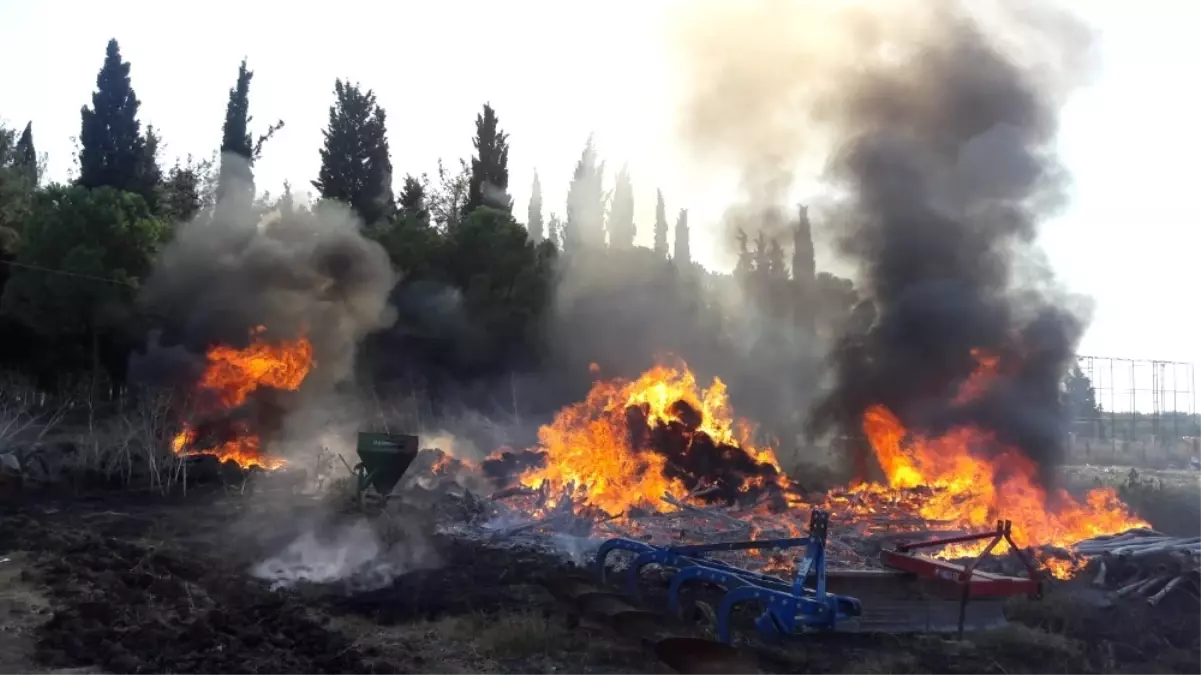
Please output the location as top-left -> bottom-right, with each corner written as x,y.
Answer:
413,461 -> 1201,618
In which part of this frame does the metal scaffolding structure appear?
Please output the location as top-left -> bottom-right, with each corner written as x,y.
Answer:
1071,356 -> 1198,464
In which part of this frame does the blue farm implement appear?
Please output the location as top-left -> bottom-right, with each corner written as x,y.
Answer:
593,512 -> 1045,643
595,509 -> 862,643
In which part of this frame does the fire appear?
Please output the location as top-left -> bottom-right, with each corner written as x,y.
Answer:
170,326 -> 314,470
838,350 -> 1148,575
506,354 -> 1148,581
517,363 -> 784,516
854,403 -> 1148,561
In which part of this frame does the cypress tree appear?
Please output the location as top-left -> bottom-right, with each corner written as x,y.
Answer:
673,208 -> 691,266
607,166 -> 635,249
733,228 -> 753,279
465,103 -> 511,214
78,39 -> 156,203
14,123 -> 37,185
217,59 -> 256,207
793,204 -> 817,336
527,171 -> 544,243
312,79 -> 395,228
792,204 -> 816,286
547,213 -> 563,250
566,135 -> 605,249
653,189 -> 668,257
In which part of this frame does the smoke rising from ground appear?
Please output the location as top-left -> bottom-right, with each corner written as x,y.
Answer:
668,0 -> 1095,482
251,517 -> 437,590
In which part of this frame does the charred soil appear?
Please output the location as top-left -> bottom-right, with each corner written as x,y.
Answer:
0,488 -> 654,674
0,485 -> 1197,674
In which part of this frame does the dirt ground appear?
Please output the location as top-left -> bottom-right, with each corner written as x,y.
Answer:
0,480 -> 1198,675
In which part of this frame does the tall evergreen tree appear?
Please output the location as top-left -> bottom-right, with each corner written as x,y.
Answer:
527,171 -> 544,243
793,204 -> 817,336
399,174 -> 429,224
733,228 -> 753,279
312,79 -> 395,228
15,123 -> 37,185
673,208 -> 691,266
607,165 -> 635,249
137,125 -> 162,207
465,103 -> 511,214
753,230 -> 768,274
217,59 -> 256,207
792,204 -> 815,286
547,212 -> 563,250
566,135 -> 606,249
653,189 -> 668,257
766,238 -> 786,279
78,39 -> 157,204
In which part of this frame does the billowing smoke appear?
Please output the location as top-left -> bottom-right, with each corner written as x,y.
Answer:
668,0 -> 1095,483
130,159 -> 398,455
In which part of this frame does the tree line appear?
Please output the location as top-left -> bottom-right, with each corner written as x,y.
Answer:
0,39 -> 869,433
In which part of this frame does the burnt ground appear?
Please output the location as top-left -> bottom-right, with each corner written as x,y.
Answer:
0,481 -> 1198,674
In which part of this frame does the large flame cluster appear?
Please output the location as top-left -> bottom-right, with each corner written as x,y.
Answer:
510,355 -> 1147,579
516,363 -> 784,515
170,326 -> 314,469
824,349 -> 1148,575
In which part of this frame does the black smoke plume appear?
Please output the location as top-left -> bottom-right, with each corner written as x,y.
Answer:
796,2 -> 1095,485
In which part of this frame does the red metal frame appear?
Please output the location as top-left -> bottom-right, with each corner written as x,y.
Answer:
878,519 -> 1044,637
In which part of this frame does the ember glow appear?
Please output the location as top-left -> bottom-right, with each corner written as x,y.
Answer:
506,357 -> 1148,580
170,326 -> 314,470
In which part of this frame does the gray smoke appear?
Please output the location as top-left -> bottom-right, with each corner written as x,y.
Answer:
130,162 -> 397,454
668,0 -> 1096,483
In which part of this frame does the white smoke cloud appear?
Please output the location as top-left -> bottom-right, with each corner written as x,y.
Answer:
251,517 -> 438,591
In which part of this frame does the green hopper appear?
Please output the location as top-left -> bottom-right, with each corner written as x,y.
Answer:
353,431 -> 420,500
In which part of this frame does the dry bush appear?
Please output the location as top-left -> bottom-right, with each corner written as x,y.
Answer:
0,375 -> 68,449
65,387 -> 191,493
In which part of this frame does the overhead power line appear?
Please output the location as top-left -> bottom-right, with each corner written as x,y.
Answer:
0,259 -> 139,287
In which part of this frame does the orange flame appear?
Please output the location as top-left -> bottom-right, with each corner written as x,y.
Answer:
505,355 -> 1148,580
846,350 -> 1148,576
170,326 -> 314,470
517,363 -> 783,516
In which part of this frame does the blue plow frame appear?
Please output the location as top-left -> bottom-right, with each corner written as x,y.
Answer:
594,509 -> 862,643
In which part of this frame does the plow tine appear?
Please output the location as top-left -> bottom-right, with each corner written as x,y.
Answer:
573,590 -> 642,620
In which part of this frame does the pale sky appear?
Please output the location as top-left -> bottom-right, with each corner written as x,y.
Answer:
1,0 -> 1198,375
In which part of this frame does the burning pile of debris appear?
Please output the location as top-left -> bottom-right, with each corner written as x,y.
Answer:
411,360 -> 1165,591
149,305 -> 1186,610
156,325 -> 1172,595
169,325 -> 314,471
